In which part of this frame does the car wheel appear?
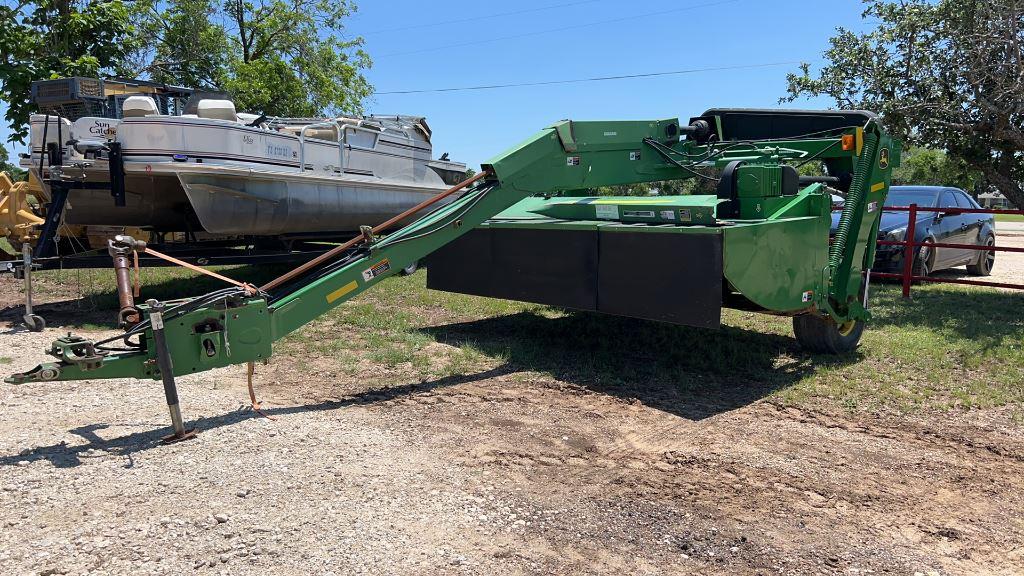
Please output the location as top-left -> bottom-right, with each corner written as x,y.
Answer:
966,235 -> 995,276
912,241 -> 933,280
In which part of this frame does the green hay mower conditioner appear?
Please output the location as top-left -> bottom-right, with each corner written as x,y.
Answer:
8,108 -> 899,436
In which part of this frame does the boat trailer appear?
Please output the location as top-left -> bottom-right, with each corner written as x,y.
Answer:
6,108 -> 900,441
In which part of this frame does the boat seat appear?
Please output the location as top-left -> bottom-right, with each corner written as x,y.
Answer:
303,126 -> 340,141
197,99 -> 238,122
122,96 -> 159,118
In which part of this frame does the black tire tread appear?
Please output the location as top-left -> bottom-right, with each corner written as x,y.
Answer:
966,235 -> 995,276
911,243 -> 932,279
793,314 -> 864,354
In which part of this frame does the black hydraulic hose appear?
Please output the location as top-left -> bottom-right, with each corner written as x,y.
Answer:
799,175 -> 840,185
794,140 -> 840,169
98,179 -> 499,348
264,181 -> 496,302
38,115 -> 49,176
94,286 -> 257,351
657,139 -> 762,160
266,247 -> 370,302
643,138 -> 721,182
374,184 -> 495,248
55,116 -> 62,166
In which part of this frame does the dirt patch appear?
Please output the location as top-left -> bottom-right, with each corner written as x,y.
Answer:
1,248 -> 1022,574
1,313 -> 1022,575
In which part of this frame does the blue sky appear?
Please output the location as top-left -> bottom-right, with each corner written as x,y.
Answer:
1,0 -> 870,168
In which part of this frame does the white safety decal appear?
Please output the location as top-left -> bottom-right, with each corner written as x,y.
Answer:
361,258 -> 392,282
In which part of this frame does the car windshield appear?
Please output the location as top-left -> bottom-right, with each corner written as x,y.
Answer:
884,189 -> 939,208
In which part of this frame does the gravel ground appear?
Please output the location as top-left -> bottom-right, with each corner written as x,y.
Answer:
1,274 -> 1023,575
931,233 -> 1024,287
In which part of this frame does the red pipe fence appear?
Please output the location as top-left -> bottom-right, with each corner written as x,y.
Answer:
870,204 -> 1024,297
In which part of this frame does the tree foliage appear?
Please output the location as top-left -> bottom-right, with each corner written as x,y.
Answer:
0,0 -> 138,143
891,147 -> 984,191
783,0 -> 1024,207
142,0 -> 229,90
144,0 -> 372,117
0,0 -> 372,143
1,144 -> 27,180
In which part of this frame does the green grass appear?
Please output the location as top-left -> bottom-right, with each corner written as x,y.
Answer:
995,213 -> 1024,222
283,272 -> 1023,415
20,265 -> 1024,415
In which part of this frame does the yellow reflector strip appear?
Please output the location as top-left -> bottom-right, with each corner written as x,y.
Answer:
326,280 -> 359,303
856,126 -> 864,156
870,182 -> 886,193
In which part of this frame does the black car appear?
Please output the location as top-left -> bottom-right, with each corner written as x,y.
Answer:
831,186 -> 996,276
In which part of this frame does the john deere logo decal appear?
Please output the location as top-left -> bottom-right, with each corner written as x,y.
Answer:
879,148 -> 890,169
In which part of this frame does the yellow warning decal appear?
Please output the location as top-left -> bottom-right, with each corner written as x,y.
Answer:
326,280 -> 359,304
870,182 -> 886,193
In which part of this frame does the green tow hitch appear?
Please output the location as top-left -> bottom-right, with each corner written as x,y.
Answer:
7,335 -> 122,384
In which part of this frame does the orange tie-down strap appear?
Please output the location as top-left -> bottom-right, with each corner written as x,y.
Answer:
247,361 -> 276,420
142,247 -> 257,295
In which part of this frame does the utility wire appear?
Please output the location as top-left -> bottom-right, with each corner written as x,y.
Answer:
376,0 -> 741,59
360,0 -> 608,35
374,61 -> 801,95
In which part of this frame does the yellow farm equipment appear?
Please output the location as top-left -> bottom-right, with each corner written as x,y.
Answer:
0,171 -> 44,255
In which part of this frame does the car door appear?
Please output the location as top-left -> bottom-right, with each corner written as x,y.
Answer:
933,190 -> 967,269
955,190 -> 984,249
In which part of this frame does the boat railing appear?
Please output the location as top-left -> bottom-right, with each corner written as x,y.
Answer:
297,120 -> 383,174
297,120 -> 344,173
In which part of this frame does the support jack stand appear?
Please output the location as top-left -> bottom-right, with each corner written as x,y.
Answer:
21,243 -> 45,332
147,300 -> 197,443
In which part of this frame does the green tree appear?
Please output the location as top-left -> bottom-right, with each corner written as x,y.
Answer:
891,147 -> 984,191
142,0 -> 229,89
0,144 -> 27,180
223,0 -> 371,116
0,0 -> 138,143
222,58 -> 314,117
783,0 -> 1024,207
145,0 -> 372,117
